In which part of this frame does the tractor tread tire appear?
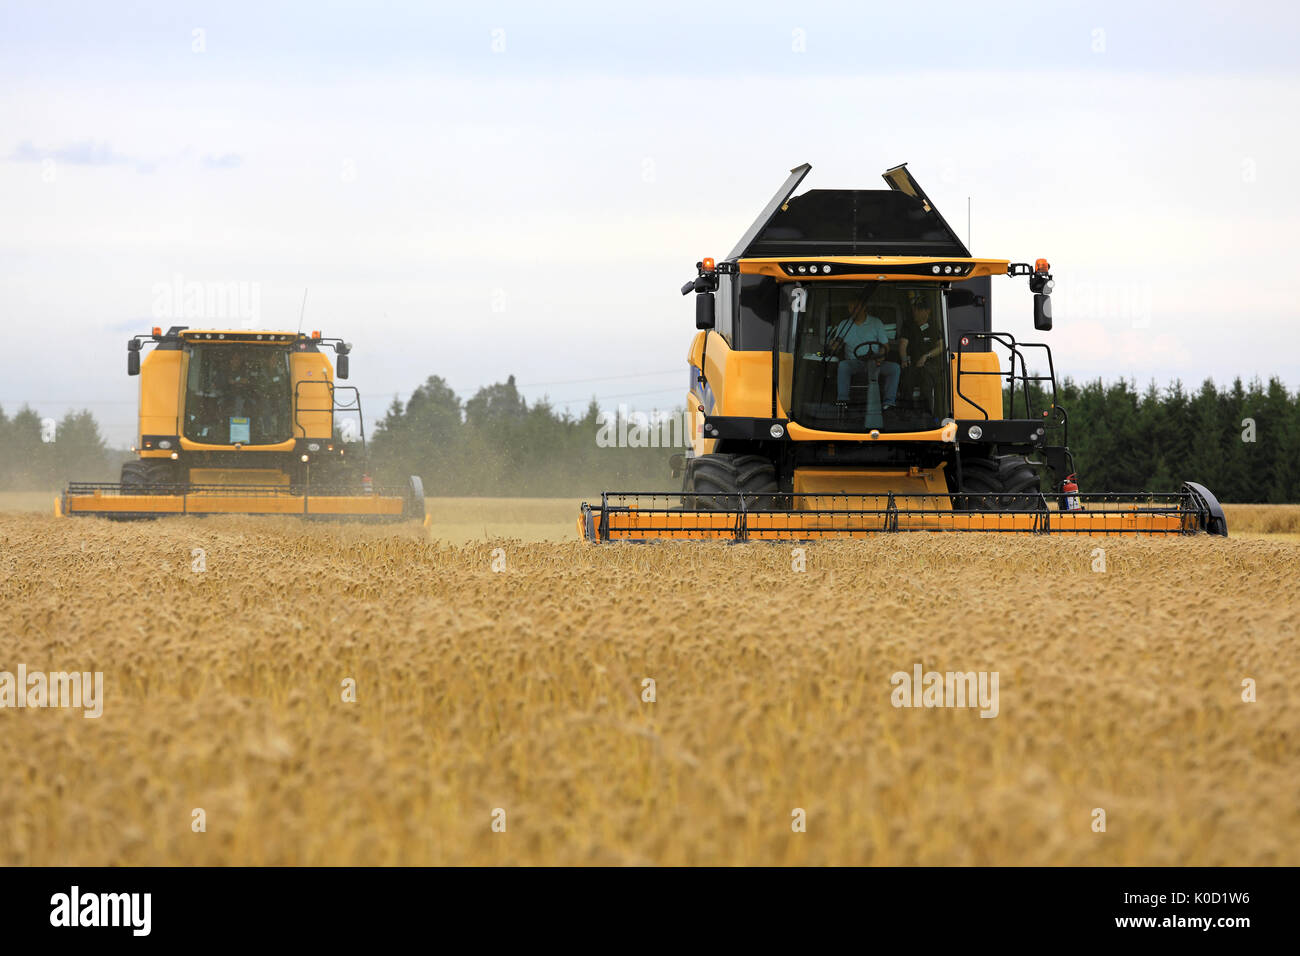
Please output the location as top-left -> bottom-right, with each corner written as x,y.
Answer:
120,459 -> 182,494
683,453 -> 779,511
954,455 -> 1042,511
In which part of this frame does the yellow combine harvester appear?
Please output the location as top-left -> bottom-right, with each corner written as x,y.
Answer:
579,162 -> 1227,541
59,326 -> 424,520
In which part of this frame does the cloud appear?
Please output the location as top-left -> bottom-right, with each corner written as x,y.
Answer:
201,153 -> 243,169
10,139 -> 132,166
8,141 -> 240,173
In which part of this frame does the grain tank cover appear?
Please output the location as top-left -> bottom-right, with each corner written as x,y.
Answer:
729,162 -> 971,260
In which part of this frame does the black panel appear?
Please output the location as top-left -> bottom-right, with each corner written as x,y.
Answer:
725,163 -> 812,261
742,190 -> 970,258
702,416 -> 790,441
946,277 -> 991,353
735,274 -> 780,350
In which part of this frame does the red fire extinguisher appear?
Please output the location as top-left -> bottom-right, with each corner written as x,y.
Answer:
1062,473 -> 1082,512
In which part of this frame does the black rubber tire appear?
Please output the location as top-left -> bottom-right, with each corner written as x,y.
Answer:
404,475 -> 426,522
683,453 -> 779,510
120,459 -> 181,494
953,455 -> 1042,511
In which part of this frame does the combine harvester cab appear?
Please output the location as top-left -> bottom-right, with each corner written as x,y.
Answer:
60,327 -> 425,521
580,163 -> 1228,541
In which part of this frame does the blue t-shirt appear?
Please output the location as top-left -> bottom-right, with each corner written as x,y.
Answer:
833,315 -> 890,359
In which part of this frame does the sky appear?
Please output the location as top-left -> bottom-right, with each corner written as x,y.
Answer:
2,0 -> 1299,446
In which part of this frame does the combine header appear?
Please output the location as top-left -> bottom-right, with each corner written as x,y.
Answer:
580,162 -> 1227,541
60,327 -> 424,521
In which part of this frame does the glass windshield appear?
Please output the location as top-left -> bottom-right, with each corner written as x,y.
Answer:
183,345 -> 292,445
785,282 -> 947,432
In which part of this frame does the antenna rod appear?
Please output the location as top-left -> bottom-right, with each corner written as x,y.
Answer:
297,288 -> 308,334
967,197 -> 971,251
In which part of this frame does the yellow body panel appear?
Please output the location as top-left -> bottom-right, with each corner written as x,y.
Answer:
180,437 -> 296,452
687,332 -> 796,457
187,468 -> 290,487
138,348 -> 183,442
785,422 -> 956,442
792,466 -> 949,509
951,352 -> 1003,420
291,351 -> 335,439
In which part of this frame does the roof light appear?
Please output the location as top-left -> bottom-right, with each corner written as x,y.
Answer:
151,326 -> 161,336
1035,258 -> 1050,273
822,264 -> 831,273
932,265 -> 941,274
311,330 -> 321,340
701,258 -> 715,272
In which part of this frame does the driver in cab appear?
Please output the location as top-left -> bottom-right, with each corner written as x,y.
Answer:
828,296 -> 900,409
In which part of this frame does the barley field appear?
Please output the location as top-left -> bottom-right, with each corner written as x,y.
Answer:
1,499 -> 1297,865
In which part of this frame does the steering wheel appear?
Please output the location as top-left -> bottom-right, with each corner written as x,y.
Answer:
852,341 -> 884,361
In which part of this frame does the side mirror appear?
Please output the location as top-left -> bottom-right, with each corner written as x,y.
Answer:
695,292 -> 716,331
127,341 -> 141,376
336,353 -> 349,379
1033,293 -> 1052,331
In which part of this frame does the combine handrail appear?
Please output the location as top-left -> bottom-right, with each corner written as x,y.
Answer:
293,380 -> 366,448
955,332 -> 1059,422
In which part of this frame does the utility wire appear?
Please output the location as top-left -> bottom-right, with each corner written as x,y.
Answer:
517,368 -> 680,387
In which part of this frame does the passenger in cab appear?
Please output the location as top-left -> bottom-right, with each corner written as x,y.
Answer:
900,297 -> 944,421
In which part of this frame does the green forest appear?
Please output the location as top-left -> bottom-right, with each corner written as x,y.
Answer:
2,374 -> 1297,502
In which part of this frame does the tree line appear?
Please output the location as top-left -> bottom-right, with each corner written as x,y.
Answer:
365,375 -> 671,497
0,406 -> 124,490
1047,377 -> 1298,502
2,374 -> 1297,502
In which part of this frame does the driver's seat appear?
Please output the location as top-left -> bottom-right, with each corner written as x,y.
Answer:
846,361 -> 884,429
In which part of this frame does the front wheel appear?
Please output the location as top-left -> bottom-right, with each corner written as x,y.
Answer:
404,475 -> 426,522
952,455 -> 1042,511
682,453 -> 780,510
120,459 -> 183,494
